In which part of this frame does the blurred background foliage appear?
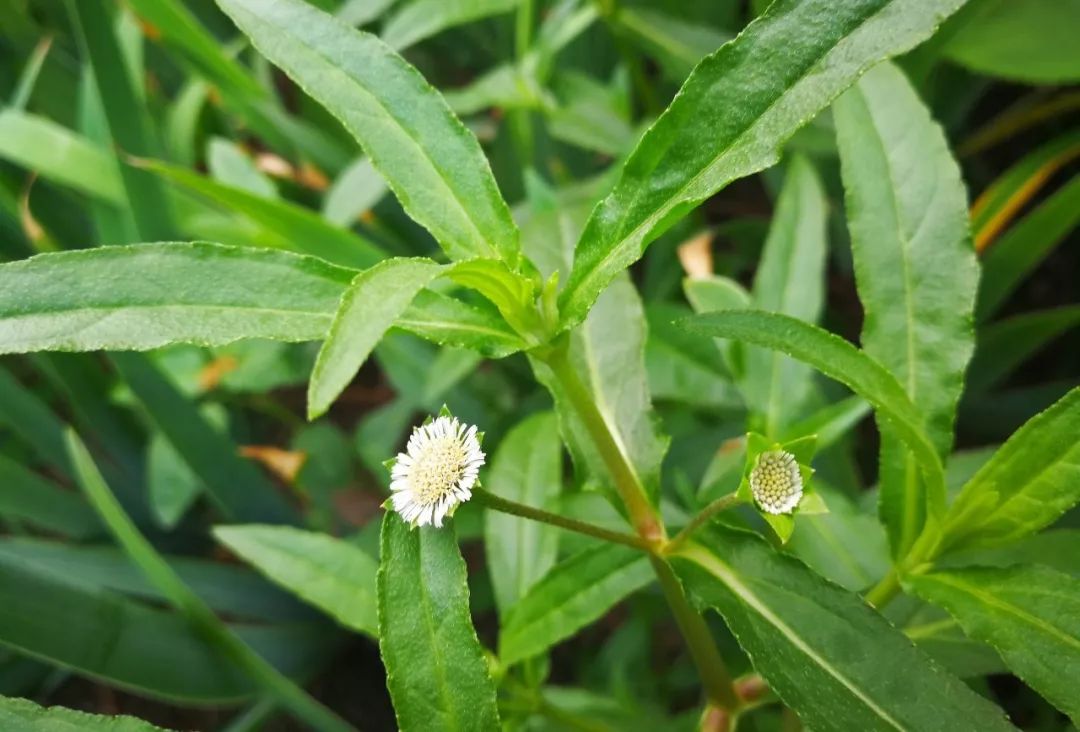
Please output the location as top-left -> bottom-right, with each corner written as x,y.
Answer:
0,0 -> 1077,729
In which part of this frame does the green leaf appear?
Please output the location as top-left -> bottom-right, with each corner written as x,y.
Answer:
0,694 -> 169,731
670,526 -> 1014,731
382,0 -> 520,51
215,525 -> 379,637
978,175 -> 1080,319
216,0 -> 521,266
0,552 -> 335,703
0,366 -> 71,473
484,412 -> 562,617
558,0 -> 969,328
500,543 -> 653,666
145,160 -> 384,269
680,310 -> 946,515
615,8 -> 729,82
0,109 -> 123,204
941,387 -> 1080,553
207,138 -> 278,199
834,61 -> 977,558
0,243 -> 355,354
683,274 -> 751,379
907,565 -> 1080,724
533,275 -> 669,509
968,305 -> 1080,393
745,155 -> 828,436
378,512 -> 500,731
645,303 -> 741,409
397,290 -> 527,357
0,454 -> 99,538
942,0 -> 1080,83
308,258 -> 445,419
322,157 -> 389,227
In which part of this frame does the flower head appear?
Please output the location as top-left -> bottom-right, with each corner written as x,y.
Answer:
389,414 -> 485,528
748,449 -> 803,515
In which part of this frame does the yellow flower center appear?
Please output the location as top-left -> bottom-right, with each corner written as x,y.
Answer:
410,436 -> 467,505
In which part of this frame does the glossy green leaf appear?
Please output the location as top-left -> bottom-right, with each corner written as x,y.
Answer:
0,552 -> 335,703
533,275 -> 669,508
382,0 -> 520,51
942,387 -> 1080,553
968,305 -> 1080,393
558,0 -> 969,328
681,310 -> 946,513
978,175 -> 1080,319
397,290 -> 527,357
216,0 -> 521,266
834,62 -> 977,558
308,258 -> 444,419
745,155 -> 828,436
671,526 -> 1014,731
942,0 -> 1080,83
0,243 -> 354,354
0,695 -> 169,731
215,525 -> 379,636
145,160 -> 383,269
484,412 -> 562,617
0,455 -> 99,538
0,109 -> 123,204
908,565 -> 1080,723
500,543 -> 653,666
378,512 -> 500,731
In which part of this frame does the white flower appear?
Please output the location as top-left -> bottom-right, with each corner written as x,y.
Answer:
389,415 -> 485,528
749,449 -> 803,515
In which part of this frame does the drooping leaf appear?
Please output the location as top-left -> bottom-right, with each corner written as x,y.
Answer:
500,543 -> 653,666
378,512 -> 500,731
834,61 -> 977,558
308,258 -> 445,419
215,525 -> 379,636
941,387 -> 1080,553
744,155 -> 828,437
484,412 -> 563,617
216,0 -> 521,266
382,0 -> 520,51
558,0 -> 970,328
0,694 -> 170,731
670,526 -> 1014,731
0,243 -> 354,354
681,310 -> 946,513
907,565 -> 1080,724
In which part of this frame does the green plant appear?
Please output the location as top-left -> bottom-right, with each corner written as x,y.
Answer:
0,0 -> 1078,730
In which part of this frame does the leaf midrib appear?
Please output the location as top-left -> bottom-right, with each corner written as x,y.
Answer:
681,542 -> 906,730
568,0 -> 897,313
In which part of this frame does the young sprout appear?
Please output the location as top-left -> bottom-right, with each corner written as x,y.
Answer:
748,449 -> 803,515
388,414 -> 485,528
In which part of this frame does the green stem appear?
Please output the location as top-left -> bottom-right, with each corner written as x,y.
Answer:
651,556 -> 739,711
474,488 -> 654,552
542,342 -> 664,541
66,431 -> 355,732
666,493 -> 743,555
538,342 -> 739,711
864,568 -> 901,609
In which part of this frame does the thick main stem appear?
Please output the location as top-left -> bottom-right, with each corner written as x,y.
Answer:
539,342 -> 738,713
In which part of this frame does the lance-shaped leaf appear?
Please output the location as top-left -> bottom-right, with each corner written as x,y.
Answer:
941,387 -> 1080,553
382,0 -> 520,51
558,0 -> 969,328
308,258 -> 444,419
907,565 -> 1080,724
484,412 -> 562,617
669,526 -> 1014,731
745,155 -> 828,436
500,543 -> 653,666
680,310 -> 946,513
215,525 -> 379,637
0,243 -> 355,354
216,0 -> 520,266
834,62 -> 977,558
0,695 -> 169,731
378,512 -> 500,732
397,290 -> 526,358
